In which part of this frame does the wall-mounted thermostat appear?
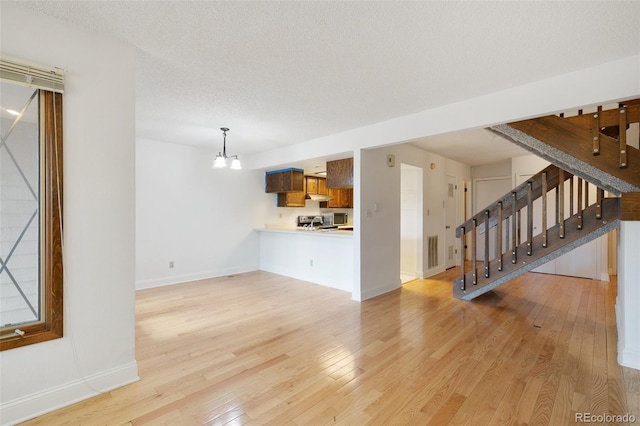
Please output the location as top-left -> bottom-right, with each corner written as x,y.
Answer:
387,154 -> 395,167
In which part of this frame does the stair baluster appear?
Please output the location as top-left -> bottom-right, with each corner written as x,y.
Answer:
517,210 -> 521,247
620,106 -> 628,168
511,192 -> 517,264
542,173 -> 548,247
569,175 -> 574,216
585,180 -> 589,207
459,225 -> 466,291
484,211 -> 490,278
592,110 -> 600,155
559,169 -> 565,238
577,177 -> 583,230
527,182 -> 533,255
497,202 -> 503,271
555,185 -> 560,225
471,219 -> 477,285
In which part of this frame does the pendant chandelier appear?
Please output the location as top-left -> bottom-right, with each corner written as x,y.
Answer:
213,127 -> 241,169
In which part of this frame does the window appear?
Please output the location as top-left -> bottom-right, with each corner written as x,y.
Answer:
0,59 -> 64,351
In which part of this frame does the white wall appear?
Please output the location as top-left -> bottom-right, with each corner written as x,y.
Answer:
0,3 -> 138,425
136,139 -> 271,289
471,159 -> 512,180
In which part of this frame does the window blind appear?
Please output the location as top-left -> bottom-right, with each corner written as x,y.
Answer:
0,55 -> 64,93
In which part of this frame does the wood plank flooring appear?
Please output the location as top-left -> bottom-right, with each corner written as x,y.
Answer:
21,268 -> 640,425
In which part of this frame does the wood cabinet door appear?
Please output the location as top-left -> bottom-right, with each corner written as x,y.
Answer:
317,177 -> 328,195
265,172 -> 284,193
342,188 -> 353,208
327,158 -> 353,188
266,169 -> 304,193
306,177 -> 318,194
284,170 -> 304,192
326,188 -> 340,208
277,192 -> 306,207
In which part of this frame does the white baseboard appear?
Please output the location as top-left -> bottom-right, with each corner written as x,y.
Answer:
0,361 -> 139,426
359,281 -> 401,301
135,265 -> 259,290
616,302 -> 640,371
420,266 -> 446,279
600,273 -> 610,282
619,348 -> 640,370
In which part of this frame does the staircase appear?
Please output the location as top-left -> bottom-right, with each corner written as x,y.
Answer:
454,99 -> 640,301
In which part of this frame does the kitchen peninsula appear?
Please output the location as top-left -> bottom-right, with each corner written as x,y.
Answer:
256,227 -> 354,294
259,157 -> 355,294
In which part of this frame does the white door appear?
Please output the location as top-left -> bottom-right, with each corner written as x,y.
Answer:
445,176 -> 457,269
473,178 -> 512,262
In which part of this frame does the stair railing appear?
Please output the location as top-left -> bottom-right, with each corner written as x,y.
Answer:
559,99 -> 639,170
456,164 -> 608,293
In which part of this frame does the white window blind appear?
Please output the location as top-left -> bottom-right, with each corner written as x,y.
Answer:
0,55 -> 64,93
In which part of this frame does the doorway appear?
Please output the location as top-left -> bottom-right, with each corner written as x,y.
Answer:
400,164 -> 423,284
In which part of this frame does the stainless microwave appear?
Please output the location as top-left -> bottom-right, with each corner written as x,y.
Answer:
331,212 -> 348,226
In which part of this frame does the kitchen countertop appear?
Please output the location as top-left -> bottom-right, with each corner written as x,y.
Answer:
256,226 -> 354,238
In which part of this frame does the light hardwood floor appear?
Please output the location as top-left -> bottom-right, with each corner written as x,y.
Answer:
22,268 -> 640,425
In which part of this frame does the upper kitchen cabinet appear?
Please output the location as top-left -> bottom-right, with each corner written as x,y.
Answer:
305,176 -> 328,195
306,176 -> 318,194
318,177 -> 328,195
322,188 -> 353,208
265,168 -> 304,193
326,158 -> 353,188
277,192 -> 306,208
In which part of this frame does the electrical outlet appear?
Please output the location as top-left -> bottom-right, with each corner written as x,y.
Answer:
310,259 -> 313,267
169,261 -> 175,269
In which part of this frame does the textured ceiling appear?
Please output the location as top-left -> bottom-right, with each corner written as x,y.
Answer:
10,1 -> 640,165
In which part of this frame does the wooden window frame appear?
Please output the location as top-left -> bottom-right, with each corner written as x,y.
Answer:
0,90 -> 63,351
